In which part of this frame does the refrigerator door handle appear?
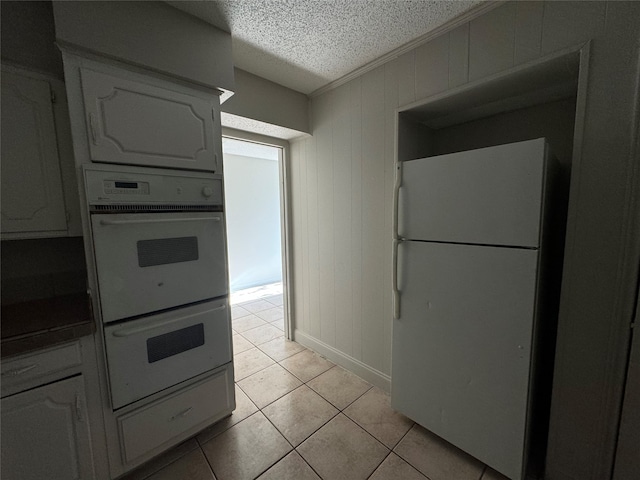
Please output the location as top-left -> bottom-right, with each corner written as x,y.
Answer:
393,162 -> 403,239
393,161 -> 404,320
393,238 -> 403,319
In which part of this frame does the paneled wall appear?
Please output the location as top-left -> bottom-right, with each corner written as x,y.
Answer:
288,2 -> 640,479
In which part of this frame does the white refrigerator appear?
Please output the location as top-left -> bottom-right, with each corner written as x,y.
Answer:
391,138 -> 558,480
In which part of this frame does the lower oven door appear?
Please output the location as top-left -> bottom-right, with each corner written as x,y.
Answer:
104,299 -> 232,409
91,211 -> 227,322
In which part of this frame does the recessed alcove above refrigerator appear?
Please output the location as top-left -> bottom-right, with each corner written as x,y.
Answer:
397,47 -> 582,184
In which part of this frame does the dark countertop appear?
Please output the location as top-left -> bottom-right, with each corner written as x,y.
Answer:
1,293 -> 94,358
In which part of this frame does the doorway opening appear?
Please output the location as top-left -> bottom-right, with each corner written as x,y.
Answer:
222,132 -> 291,341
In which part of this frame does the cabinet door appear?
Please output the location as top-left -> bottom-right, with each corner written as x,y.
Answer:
1,375 -> 95,480
1,69 -> 68,236
81,68 -> 221,172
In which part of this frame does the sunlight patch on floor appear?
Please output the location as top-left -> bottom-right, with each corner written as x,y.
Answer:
230,282 -> 283,305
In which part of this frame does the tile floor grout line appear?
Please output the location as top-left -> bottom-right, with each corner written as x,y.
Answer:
479,464 -> 488,480
277,403 -> 341,451
248,423 -> 295,480
133,440 -> 203,480
234,361 -> 276,383
365,449 -> 394,480
390,422 -> 440,478
338,384 -> 374,412
339,411 -> 391,453
255,346 -> 306,363
196,443 -> 219,480
292,446 -> 325,480
390,421 -> 416,456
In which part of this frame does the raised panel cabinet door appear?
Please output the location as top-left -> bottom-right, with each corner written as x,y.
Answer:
1,69 -> 68,236
1,375 -> 95,480
81,68 -> 220,172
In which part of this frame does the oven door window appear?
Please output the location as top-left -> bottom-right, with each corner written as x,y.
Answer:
146,323 -> 204,363
137,236 -> 199,267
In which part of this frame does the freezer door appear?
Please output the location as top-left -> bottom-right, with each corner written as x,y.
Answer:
391,241 -> 539,480
398,138 -> 547,248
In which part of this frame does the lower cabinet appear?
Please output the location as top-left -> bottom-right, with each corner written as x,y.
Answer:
1,375 -> 95,480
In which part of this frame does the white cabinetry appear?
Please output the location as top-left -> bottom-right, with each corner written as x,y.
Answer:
1,375 -> 94,480
1,374 -> 94,480
0,341 -> 97,480
118,367 -> 233,464
1,68 -> 68,236
80,67 -> 222,172
1,64 -> 82,238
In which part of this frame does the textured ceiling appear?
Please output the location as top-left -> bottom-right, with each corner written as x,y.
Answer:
167,0 -> 484,95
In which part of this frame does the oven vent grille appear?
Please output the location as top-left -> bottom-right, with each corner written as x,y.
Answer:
91,204 -> 220,213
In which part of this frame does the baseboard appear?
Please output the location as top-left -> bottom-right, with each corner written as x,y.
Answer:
293,329 -> 391,392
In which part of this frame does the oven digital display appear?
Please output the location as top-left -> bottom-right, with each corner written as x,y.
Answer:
115,181 -> 138,189
103,179 -> 150,195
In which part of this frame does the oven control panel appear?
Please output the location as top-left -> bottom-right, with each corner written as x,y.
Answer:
103,180 -> 150,196
84,164 -> 223,206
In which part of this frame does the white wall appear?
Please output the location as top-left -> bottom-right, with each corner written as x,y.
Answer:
288,2 -> 640,479
223,143 -> 282,292
223,68 -> 310,134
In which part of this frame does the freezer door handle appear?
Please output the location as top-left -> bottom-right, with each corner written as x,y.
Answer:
396,186 -> 406,239
393,161 -> 404,320
393,162 -> 403,239
393,239 -> 403,319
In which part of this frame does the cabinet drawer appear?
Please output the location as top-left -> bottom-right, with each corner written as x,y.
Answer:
1,341 -> 82,397
118,366 -> 233,464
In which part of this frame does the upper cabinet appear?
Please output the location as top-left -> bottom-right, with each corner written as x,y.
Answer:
1,68 -> 68,237
80,68 -> 222,172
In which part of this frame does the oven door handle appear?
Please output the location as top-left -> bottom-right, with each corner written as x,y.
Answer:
111,304 -> 226,337
99,216 -> 221,226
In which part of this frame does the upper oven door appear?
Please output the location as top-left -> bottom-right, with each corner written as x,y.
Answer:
91,211 -> 227,323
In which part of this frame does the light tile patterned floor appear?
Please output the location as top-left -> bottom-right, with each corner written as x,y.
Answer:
122,289 -> 508,480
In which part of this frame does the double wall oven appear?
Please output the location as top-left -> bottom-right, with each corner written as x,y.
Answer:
84,164 -> 232,410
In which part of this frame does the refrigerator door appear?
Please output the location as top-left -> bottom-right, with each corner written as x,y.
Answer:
398,138 -> 547,248
392,241 -> 539,480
